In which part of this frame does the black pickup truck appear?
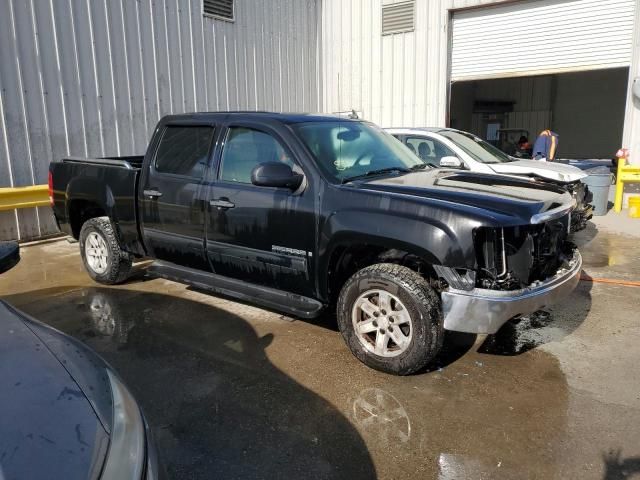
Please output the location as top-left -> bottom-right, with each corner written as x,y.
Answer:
50,113 -> 581,375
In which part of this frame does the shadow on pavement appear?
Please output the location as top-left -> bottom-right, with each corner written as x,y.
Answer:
4,287 -> 377,480
572,221 -> 599,248
602,449 -> 640,480
423,331 -> 477,373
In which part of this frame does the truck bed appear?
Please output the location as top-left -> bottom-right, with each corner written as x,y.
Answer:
50,155 -> 144,255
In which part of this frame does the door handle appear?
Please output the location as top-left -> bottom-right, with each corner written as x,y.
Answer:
143,189 -> 163,198
209,198 -> 235,209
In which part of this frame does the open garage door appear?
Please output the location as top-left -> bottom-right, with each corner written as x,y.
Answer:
451,0 -> 636,81
449,69 -> 630,159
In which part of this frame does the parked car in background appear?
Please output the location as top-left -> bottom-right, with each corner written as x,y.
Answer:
50,113 -> 581,375
0,242 -> 160,480
386,127 -> 593,232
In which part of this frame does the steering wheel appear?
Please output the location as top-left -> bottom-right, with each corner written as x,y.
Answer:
354,152 -> 372,166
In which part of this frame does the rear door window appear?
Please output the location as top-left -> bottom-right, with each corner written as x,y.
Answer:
155,126 -> 214,177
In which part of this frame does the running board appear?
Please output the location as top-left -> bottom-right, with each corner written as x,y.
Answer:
147,260 -> 324,319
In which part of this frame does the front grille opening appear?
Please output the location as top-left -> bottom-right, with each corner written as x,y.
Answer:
474,218 -> 570,290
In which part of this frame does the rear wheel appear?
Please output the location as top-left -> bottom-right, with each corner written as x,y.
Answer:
337,263 -> 444,375
79,217 -> 132,285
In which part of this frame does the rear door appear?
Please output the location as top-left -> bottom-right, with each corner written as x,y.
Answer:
140,123 -> 215,270
204,122 -> 316,296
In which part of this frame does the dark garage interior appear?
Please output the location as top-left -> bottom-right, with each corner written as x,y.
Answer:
449,67 -> 629,159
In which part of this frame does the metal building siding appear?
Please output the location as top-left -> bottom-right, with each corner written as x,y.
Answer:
0,0 -> 320,241
321,0 -> 450,127
451,0 -> 637,81
623,0 -> 640,165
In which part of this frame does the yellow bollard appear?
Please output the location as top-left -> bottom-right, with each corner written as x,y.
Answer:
613,149 -> 640,213
614,156 -> 626,213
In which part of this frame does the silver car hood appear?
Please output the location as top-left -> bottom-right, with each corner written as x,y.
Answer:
489,159 -> 587,183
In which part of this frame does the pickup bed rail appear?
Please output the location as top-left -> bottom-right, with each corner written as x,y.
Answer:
61,156 -> 143,170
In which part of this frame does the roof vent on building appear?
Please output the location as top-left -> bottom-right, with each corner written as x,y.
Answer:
382,1 -> 415,35
203,0 -> 234,21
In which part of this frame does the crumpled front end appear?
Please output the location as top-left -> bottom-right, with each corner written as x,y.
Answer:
435,212 -> 581,334
472,214 -> 574,290
441,249 -> 581,334
565,181 -> 593,232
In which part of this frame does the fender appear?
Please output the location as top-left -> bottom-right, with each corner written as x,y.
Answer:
317,209 -> 477,300
64,175 -> 143,255
66,177 -> 119,223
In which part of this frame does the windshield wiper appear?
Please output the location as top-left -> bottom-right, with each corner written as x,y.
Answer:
341,167 -> 411,184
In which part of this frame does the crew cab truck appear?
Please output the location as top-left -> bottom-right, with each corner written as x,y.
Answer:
50,113 -> 582,375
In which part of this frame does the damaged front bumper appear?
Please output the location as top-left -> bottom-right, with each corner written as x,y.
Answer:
441,249 -> 582,335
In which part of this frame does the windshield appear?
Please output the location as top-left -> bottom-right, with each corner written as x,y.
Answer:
293,121 -> 425,182
439,130 -> 513,164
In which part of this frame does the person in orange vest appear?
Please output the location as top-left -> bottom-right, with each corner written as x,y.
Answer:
532,130 -> 559,161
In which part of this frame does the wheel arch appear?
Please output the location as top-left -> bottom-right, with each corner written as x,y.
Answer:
320,234 -> 441,305
318,210 -> 469,303
66,178 -> 118,239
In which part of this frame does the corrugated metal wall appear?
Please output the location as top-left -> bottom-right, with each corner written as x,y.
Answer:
0,0 -> 321,241
321,0 -> 639,153
623,0 -> 640,165
320,0 -> 519,128
321,0 -> 449,128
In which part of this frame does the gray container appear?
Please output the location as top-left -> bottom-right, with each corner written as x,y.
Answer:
582,166 -> 612,216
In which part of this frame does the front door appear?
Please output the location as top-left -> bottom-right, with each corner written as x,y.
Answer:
205,124 -> 316,296
140,124 -> 215,270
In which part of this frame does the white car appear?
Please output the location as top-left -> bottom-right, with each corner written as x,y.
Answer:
386,127 -> 593,231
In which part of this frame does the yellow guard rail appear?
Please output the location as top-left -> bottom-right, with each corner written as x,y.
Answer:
0,185 -> 50,212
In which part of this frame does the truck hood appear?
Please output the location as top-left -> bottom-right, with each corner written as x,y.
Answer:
488,159 -> 587,183
357,170 -> 573,225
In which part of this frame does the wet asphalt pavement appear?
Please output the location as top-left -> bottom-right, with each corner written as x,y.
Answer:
1,222 -> 640,479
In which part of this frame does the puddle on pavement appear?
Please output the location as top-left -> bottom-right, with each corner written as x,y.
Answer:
5,287 -> 377,479
3,286 -> 577,479
573,225 -> 640,273
345,347 -> 570,479
5,235 -> 630,478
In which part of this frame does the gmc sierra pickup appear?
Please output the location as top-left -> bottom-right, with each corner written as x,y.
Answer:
50,112 -> 581,375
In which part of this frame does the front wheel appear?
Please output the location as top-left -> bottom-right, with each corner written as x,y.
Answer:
336,263 -> 444,375
79,217 -> 132,285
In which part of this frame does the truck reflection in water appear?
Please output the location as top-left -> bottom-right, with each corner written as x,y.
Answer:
88,292 -> 135,344
352,388 -> 411,444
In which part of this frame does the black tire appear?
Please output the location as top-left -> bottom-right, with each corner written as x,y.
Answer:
79,216 -> 132,285
336,263 -> 444,375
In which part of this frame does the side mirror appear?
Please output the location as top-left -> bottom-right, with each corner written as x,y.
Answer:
251,162 -> 304,190
0,242 -> 20,274
439,156 -> 462,168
